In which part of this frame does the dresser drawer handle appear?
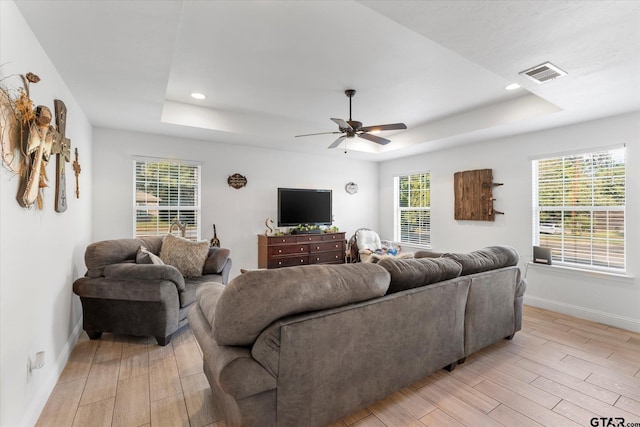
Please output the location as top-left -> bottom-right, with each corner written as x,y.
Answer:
335,244 -> 339,248
278,261 -> 282,265
300,248 -> 304,251
316,257 -> 320,261
278,249 -> 282,253
316,246 -> 320,250
300,259 -> 304,263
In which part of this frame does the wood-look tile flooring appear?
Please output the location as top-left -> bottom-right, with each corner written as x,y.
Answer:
37,305 -> 640,427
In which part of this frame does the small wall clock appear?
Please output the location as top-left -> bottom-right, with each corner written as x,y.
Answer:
345,182 -> 358,195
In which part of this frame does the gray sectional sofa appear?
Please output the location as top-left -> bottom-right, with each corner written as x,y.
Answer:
188,246 -> 525,426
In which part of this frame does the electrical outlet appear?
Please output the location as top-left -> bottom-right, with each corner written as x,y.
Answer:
34,351 -> 45,369
27,351 -> 45,375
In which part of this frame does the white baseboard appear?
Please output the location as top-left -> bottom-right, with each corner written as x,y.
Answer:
524,295 -> 640,333
20,318 -> 83,427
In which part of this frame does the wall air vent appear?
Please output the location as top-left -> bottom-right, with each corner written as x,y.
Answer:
519,62 -> 567,84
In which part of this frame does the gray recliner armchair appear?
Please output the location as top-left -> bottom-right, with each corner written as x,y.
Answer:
73,236 -> 231,345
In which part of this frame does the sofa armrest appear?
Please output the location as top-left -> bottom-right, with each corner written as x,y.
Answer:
413,250 -> 444,258
73,276 -> 180,304
103,263 -> 185,291
516,277 -> 527,298
218,258 -> 232,284
203,248 -> 231,275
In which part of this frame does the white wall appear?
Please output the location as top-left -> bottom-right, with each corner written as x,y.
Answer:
92,128 -> 379,279
379,112 -> 640,332
0,2 -> 93,425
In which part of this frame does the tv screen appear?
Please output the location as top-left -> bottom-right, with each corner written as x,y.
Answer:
278,188 -> 332,227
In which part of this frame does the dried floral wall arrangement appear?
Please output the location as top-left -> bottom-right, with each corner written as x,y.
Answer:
0,71 -> 72,211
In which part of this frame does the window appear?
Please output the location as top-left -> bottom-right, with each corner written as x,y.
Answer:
395,172 -> 431,247
532,147 -> 625,271
134,158 -> 201,240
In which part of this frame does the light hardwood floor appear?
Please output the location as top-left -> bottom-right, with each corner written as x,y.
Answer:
36,306 -> 640,427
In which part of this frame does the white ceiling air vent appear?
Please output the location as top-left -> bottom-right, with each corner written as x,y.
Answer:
519,62 -> 567,84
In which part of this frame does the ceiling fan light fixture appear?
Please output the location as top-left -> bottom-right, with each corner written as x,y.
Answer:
296,89 -> 406,149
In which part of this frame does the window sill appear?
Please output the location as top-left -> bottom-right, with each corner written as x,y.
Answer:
526,261 -> 634,282
399,242 -> 432,251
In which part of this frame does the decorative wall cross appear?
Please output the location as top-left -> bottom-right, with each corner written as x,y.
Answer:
72,148 -> 81,198
52,99 -> 71,212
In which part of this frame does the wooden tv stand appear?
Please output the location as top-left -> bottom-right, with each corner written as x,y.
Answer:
258,232 -> 346,269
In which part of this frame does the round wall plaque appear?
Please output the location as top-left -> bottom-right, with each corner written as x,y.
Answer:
345,182 -> 358,194
227,173 -> 247,189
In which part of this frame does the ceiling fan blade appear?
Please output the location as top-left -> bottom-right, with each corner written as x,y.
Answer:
360,122 -> 407,133
328,135 -> 346,149
358,132 -> 391,145
330,118 -> 352,130
295,131 -> 342,137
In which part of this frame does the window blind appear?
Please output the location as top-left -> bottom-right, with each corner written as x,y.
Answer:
134,159 -> 201,240
533,147 -> 625,271
396,172 -> 431,246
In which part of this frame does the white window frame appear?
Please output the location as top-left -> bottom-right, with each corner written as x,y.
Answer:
532,146 -> 626,273
133,157 -> 202,240
394,172 -> 431,248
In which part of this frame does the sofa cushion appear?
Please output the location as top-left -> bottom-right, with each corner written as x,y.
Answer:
212,263 -> 391,346
203,247 -> 231,274
443,246 -> 519,275
377,257 -> 462,294
136,246 -> 165,265
159,234 -> 210,278
85,236 -> 164,277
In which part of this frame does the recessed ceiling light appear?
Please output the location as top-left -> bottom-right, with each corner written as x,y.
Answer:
191,92 -> 206,100
505,83 -> 521,90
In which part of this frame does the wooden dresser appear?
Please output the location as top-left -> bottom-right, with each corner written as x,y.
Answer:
258,232 -> 346,269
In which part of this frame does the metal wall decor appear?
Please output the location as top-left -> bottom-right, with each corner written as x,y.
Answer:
72,148 -> 81,198
227,173 -> 247,189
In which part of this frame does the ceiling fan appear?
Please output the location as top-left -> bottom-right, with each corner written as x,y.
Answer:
295,89 -> 407,149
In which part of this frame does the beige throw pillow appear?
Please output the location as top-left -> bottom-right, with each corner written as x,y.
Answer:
160,234 -> 210,278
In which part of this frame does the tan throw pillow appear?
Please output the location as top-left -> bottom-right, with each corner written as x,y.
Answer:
136,246 -> 165,265
160,234 -> 210,278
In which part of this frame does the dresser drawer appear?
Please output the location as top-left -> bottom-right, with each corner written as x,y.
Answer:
269,256 -> 309,268
310,241 -> 345,253
310,251 -> 344,264
322,233 -> 345,242
296,234 -> 323,243
269,236 -> 298,245
269,245 -> 308,256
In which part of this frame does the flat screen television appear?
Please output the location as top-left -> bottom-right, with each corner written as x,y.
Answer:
278,188 -> 332,227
